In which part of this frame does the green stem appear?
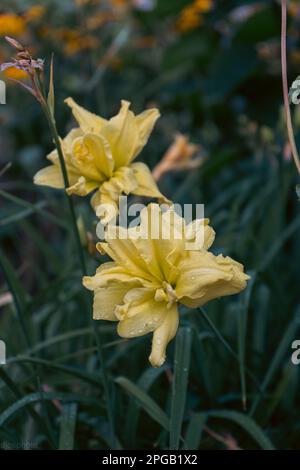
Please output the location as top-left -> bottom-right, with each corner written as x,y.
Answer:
41,105 -> 87,273
40,101 -> 115,447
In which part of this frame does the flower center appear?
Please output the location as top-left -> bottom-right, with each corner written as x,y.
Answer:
72,140 -> 93,166
155,282 -> 177,308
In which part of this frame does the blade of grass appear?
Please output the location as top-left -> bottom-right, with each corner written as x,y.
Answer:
21,220 -> 63,271
261,363 -> 293,426
0,392 -> 101,428
115,376 -> 169,431
258,212 -> 300,272
207,410 -> 275,450
0,202 -> 48,227
250,305 -> 300,416
0,368 -> 55,447
198,307 -> 261,392
0,189 -> 67,228
169,327 -> 192,450
59,403 -> 78,450
184,412 -> 207,450
124,366 -> 166,448
7,356 -> 101,387
237,272 -> 256,410
0,247 -> 31,348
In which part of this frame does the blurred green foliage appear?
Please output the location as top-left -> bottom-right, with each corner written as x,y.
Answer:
1,0 -> 300,450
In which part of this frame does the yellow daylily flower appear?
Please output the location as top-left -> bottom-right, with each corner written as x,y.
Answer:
83,204 -> 250,367
34,99 -> 169,213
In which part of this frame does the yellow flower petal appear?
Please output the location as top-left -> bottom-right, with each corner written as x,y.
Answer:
66,176 -> 98,196
46,129 -> 83,165
175,251 -> 249,307
131,108 -> 160,161
103,225 -> 159,282
129,205 -> 183,283
92,285 -> 131,321
149,304 -> 179,367
83,133 -> 114,179
100,100 -> 139,168
33,165 -> 64,188
117,291 -> 167,338
103,166 -> 138,195
83,262 -> 150,289
185,219 -> 215,250
92,190 -> 119,217
130,162 -> 170,203
70,137 -> 104,182
65,97 -> 106,133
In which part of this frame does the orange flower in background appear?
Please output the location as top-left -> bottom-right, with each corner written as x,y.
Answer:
0,14 -> 26,37
25,5 -> 46,23
177,0 -> 213,33
43,28 -> 100,56
111,0 -> 129,7
194,0 -> 213,13
86,12 -> 116,31
177,6 -> 202,33
288,1 -> 300,18
1,66 -> 28,81
64,34 -> 100,56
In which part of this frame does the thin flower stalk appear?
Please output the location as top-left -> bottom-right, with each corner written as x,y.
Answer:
281,0 -> 300,175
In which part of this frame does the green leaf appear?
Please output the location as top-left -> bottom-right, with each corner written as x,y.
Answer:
0,247 -> 31,348
8,356 -> 101,387
237,272 -> 256,410
250,306 -> 300,416
258,212 -> 300,271
115,377 -> 169,431
184,413 -> 207,450
59,403 -> 78,450
204,45 -> 258,102
0,189 -> 67,228
169,327 -> 192,450
0,368 -> 55,447
124,366 -> 165,448
207,410 -> 275,450
233,7 -> 280,44
198,307 -> 260,392
0,392 -> 101,428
